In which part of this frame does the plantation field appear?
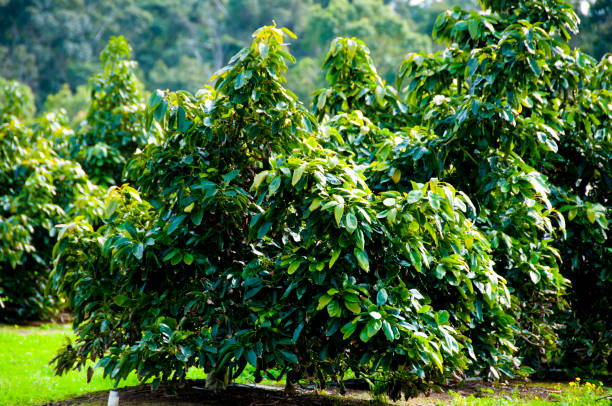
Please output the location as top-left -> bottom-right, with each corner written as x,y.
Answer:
1,325 -> 609,406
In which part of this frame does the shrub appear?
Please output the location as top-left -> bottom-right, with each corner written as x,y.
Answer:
52,26 -> 515,399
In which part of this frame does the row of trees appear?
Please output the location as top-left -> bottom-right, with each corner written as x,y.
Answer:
0,0 -> 610,401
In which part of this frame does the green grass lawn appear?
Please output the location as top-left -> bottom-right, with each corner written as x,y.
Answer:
0,323 -> 276,406
0,324 -> 610,406
0,324 -> 142,405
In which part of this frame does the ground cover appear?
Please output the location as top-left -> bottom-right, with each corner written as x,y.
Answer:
1,325 -> 609,406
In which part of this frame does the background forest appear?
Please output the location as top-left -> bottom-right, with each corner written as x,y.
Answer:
1,0 -> 609,111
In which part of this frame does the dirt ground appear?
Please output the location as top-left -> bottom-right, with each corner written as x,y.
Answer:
44,378 -> 571,406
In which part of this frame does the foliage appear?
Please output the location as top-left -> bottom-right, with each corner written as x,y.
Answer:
394,0 -> 610,373
71,36 -> 151,186
0,78 -> 103,322
0,77 -> 36,122
43,84 -> 90,129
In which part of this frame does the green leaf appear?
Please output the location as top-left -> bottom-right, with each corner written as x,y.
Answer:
327,300 -> 342,317
134,243 -> 144,260
191,209 -> 204,226
468,19 -> 479,39
382,320 -> 394,341
287,260 -> 301,275
167,214 -> 186,235
269,176 -> 281,195
246,349 -> 257,367
318,294 -> 333,310
527,58 -> 540,76
113,294 -> 129,307
366,318 -> 382,338
257,222 -> 272,239
376,289 -> 388,306
154,99 -> 168,121
360,325 -> 371,342
252,171 -> 268,190
418,305 -> 431,314
369,311 -> 381,320
341,321 -> 358,339
292,322 -> 305,343
309,198 -> 322,212
345,213 -> 358,234
334,204 -> 344,227
105,199 -> 119,218
223,169 -> 240,184
430,351 -> 443,373
344,300 -> 361,314
407,245 -> 422,272
329,249 -> 341,269
354,248 -> 370,272
292,165 -> 305,186
406,190 -> 423,203
183,253 -> 194,265
391,168 -> 401,183
177,106 -> 191,132
162,249 -> 179,262
279,350 -> 298,364
437,310 -> 450,324
586,208 -> 596,224
235,72 -> 247,89
383,198 -> 396,207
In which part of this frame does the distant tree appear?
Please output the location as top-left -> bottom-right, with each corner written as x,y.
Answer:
71,36 -> 151,186
0,78 -> 102,321
571,0 -> 612,59
43,84 -> 90,129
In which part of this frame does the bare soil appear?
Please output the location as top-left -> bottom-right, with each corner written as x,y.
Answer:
43,378 -> 570,406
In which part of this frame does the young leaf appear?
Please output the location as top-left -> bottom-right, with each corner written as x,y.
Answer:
354,248 -> 370,272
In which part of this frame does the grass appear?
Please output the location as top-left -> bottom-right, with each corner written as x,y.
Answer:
0,324 -> 212,405
0,323 -> 283,406
449,379 -> 611,406
0,323 -> 141,405
0,324 -> 610,406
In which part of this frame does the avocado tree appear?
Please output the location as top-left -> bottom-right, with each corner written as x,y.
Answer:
394,0 -> 610,371
0,78 -> 103,321
52,26 -> 516,399
72,36 -> 152,186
